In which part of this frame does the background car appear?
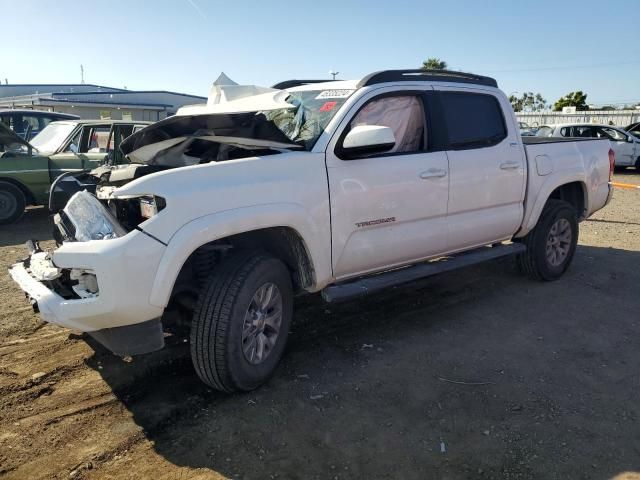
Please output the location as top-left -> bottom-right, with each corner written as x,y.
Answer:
0,109 -> 80,141
518,121 -> 537,136
625,122 -> 640,137
536,123 -> 639,170
0,119 -> 149,224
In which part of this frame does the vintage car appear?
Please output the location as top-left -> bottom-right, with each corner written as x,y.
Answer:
0,119 -> 149,223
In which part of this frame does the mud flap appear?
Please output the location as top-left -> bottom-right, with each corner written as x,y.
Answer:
87,318 -> 165,356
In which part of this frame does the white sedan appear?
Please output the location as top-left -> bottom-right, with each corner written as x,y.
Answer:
536,123 -> 640,169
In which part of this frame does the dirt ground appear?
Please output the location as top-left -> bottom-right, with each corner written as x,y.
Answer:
1,171 -> 639,480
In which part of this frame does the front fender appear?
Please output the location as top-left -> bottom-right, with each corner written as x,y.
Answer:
148,203 -> 332,308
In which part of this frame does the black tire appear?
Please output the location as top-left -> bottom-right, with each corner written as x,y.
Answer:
0,181 -> 26,225
516,199 -> 578,281
190,251 -> 293,392
635,158 -> 640,172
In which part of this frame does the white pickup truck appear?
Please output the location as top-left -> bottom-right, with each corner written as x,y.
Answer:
10,69 -> 614,393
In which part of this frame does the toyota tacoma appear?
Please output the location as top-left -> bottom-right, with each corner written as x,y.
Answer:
9,70 -> 614,392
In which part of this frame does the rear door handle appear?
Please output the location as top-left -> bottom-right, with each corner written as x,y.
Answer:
500,161 -> 520,170
420,168 -> 447,179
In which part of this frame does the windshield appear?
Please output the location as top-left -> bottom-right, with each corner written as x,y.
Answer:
264,89 -> 354,150
30,122 -> 77,153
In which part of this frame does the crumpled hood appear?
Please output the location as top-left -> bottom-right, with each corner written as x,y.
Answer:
120,74 -> 299,165
121,111 -> 297,155
0,122 -> 32,151
120,112 -> 301,165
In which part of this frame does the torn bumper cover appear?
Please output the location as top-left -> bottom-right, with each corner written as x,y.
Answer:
8,194 -> 168,356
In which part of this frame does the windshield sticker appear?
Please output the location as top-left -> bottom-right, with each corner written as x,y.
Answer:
315,90 -> 354,100
319,101 -> 337,112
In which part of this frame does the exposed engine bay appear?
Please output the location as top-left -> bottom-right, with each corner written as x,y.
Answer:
51,111 -> 303,243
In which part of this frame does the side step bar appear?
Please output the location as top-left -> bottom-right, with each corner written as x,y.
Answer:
321,242 -> 526,303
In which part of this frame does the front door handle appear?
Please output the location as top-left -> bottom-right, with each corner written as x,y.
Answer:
500,161 -> 520,170
420,168 -> 447,179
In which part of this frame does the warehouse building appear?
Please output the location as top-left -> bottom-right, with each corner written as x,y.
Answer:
0,84 -> 206,121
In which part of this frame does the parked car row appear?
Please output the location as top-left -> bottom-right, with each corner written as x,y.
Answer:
535,123 -> 640,170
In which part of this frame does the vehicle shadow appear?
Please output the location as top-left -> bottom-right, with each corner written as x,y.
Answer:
0,206 -> 52,249
84,245 -> 640,479
614,168 -> 640,178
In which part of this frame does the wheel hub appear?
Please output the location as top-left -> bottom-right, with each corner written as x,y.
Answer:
0,191 -> 16,219
545,218 -> 572,267
241,282 -> 283,365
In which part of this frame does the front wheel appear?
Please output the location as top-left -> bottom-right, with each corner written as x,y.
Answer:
190,252 -> 293,392
516,200 -> 578,281
0,181 -> 26,225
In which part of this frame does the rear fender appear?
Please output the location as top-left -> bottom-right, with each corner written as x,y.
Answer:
517,174 -> 587,237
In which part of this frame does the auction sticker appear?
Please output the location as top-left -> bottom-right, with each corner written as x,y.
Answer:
315,90 -> 354,99
320,101 -> 338,112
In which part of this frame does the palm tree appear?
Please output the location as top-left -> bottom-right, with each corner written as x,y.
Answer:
421,58 -> 448,70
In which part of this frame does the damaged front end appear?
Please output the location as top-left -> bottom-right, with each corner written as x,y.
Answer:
9,188 -> 167,356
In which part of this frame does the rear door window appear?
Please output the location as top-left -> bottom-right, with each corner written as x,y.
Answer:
439,92 -> 506,149
84,126 -> 111,153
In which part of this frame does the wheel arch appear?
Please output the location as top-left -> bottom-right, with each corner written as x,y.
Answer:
547,181 -> 586,219
148,205 -> 328,309
518,179 -> 587,237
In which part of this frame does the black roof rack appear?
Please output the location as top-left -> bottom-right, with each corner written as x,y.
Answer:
357,69 -> 498,88
271,79 -> 338,90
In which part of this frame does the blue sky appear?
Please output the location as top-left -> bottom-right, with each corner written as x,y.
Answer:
2,0 -> 639,106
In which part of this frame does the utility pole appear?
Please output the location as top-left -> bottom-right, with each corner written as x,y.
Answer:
80,64 -> 85,84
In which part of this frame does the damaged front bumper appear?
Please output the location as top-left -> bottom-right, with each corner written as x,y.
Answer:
8,196 -> 169,355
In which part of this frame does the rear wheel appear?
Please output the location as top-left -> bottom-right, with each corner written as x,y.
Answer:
190,251 -> 293,392
635,157 -> 640,172
0,181 -> 26,225
516,200 -> 578,281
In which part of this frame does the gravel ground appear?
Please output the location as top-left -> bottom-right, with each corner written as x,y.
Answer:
0,171 -> 639,480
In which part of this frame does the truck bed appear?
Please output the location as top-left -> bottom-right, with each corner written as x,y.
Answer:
519,136 -> 612,236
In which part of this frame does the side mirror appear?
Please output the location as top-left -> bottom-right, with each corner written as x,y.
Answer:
627,136 -> 634,143
341,125 -> 395,158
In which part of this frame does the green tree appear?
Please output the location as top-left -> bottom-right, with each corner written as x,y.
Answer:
509,92 -> 547,112
421,58 -> 448,70
553,91 -> 589,112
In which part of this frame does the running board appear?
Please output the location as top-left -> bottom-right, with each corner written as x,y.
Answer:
321,243 -> 526,303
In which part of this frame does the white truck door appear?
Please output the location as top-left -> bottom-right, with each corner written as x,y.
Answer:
326,92 -> 449,280
437,88 -> 526,251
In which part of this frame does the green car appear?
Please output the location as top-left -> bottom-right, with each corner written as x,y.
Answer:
0,119 -> 149,224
